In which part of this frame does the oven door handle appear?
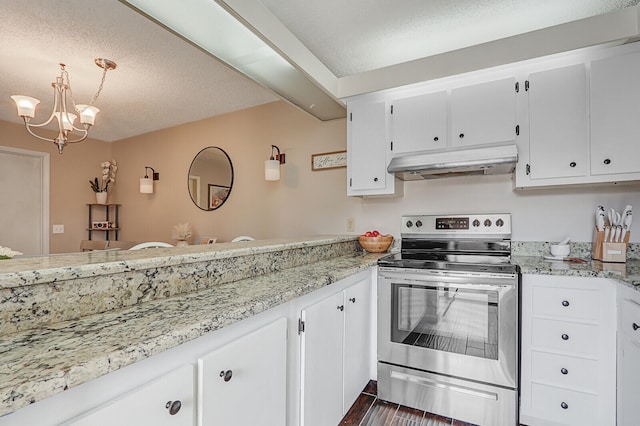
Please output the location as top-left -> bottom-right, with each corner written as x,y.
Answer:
379,271 -> 517,288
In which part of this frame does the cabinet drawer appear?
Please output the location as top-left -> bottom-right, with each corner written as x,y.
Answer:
532,286 -> 600,321
531,318 -> 598,356
531,383 -> 597,425
530,351 -> 598,393
621,298 -> 640,344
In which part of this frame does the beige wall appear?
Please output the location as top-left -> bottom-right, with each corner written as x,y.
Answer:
111,101 -> 358,245
1,120 -> 112,253
4,99 -> 640,253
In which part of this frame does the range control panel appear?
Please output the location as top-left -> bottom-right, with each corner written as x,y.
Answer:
401,214 -> 511,237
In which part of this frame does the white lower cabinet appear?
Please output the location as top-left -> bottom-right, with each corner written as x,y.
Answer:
198,318 -> 287,426
617,283 -> 640,426
520,275 -> 616,426
300,276 -> 372,426
65,365 -> 195,426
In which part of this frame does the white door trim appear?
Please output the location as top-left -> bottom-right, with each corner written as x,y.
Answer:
0,145 -> 50,254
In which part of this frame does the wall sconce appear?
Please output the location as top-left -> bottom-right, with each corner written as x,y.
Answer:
140,166 -> 159,193
265,145 -> 285,181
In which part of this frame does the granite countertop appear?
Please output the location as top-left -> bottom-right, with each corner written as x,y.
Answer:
0,250 -> 383,417
3,238 -> 640,419
513,255 -> 640,290
0,236 -> 358,289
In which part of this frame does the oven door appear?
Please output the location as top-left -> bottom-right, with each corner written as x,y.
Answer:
378,267 -> 519,389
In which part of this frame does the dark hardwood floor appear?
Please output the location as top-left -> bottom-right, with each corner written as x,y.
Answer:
339,381 -> 477,426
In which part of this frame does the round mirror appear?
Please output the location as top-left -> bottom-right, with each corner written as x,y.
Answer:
188,147 -> 234,211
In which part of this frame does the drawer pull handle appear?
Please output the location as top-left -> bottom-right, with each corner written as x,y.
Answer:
562,300 -> 570,307
561,368 -> 568,375
561,402 -> 569,410
220,370 -> 233,382
349,297 -> 356,303
165,400 -> 182,415
561,334 -> 569,341
633,323 -> 639,331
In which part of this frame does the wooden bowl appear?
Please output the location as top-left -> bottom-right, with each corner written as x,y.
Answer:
358,235 -> 393,253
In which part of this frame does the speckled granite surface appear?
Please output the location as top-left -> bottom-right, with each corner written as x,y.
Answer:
0,237 -> 383,417
2,237 -> 640,418
0,237 -> 359,335
514,256 -> 640,290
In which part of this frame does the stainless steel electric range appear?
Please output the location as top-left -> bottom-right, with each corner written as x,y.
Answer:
377,214 -> 520,426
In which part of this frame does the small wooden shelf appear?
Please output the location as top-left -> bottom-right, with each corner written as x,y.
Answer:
87,204 -> 121,241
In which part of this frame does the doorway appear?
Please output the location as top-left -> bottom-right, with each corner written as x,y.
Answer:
0,146 -> 49,255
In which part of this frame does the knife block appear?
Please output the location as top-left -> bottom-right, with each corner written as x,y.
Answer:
592,227 -> 629,263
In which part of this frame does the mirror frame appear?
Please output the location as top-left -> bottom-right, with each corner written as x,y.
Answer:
188,146 -> 234,211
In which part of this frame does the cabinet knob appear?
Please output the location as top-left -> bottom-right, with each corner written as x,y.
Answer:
459,133 -> 465,139
166,400 -> 182,415
220,370 -> 233,382
434,136 -> 439,142
349,297 -> 356,303
337,305 -> 344,312
569,162 -> 576,168
561,368 -> 568,375
562,300 -> 570,307
373,177 -> 378,182
633,322 -> 639,331
561,402 -> 569,410
604,158 -> 611,165
561,333 -> 569,341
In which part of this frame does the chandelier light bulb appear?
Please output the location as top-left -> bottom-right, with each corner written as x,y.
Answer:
10,95 -> 40,118
76,104 -> 100,126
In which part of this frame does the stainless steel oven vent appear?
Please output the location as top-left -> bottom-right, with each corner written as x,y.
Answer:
387,145 -> 518,181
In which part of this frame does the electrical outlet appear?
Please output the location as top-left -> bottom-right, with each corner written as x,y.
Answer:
346,217 -> 355,232
52,224 -> 64,234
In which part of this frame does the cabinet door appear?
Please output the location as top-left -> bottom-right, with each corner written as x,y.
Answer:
199,318 -> 287,426
300,291 -> 345,426
527,64 -> 588,179
66,365 -> 195,426
451,77 -> 516,147
391,91 -> 447,154
343,277 -> 372,411
591,51 -> 640,175
347,100 -> 390,195
618,296 -> 640,425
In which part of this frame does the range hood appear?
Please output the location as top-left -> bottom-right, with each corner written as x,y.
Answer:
387,145 -> 518,181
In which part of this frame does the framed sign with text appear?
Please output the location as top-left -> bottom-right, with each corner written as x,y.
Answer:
311,150 -> 347,171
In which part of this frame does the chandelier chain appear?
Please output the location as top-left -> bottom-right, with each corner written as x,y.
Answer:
63,64 -> 109,112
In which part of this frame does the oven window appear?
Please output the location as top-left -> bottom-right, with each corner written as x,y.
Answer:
391,283 -> 499,360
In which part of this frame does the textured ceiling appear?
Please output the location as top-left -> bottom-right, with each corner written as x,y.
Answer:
1,0 -> 639,143
260,0 -> 640,77
0,0 -> 278,142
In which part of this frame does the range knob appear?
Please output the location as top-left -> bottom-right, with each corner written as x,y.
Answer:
472,219 -> 481,227
496,218 -> 504,227
484,219 -> 492,227
406,220 -> 413,228
415,220 -> 423,228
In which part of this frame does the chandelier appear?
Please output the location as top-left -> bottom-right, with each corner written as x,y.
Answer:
11,58 -> 117,154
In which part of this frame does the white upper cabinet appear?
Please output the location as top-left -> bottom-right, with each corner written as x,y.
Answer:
347,99 -> 400,196
527,64 -> 589,180
591,51 -> 640,176
390,91 -> 447,154
451,77 -> 517,147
